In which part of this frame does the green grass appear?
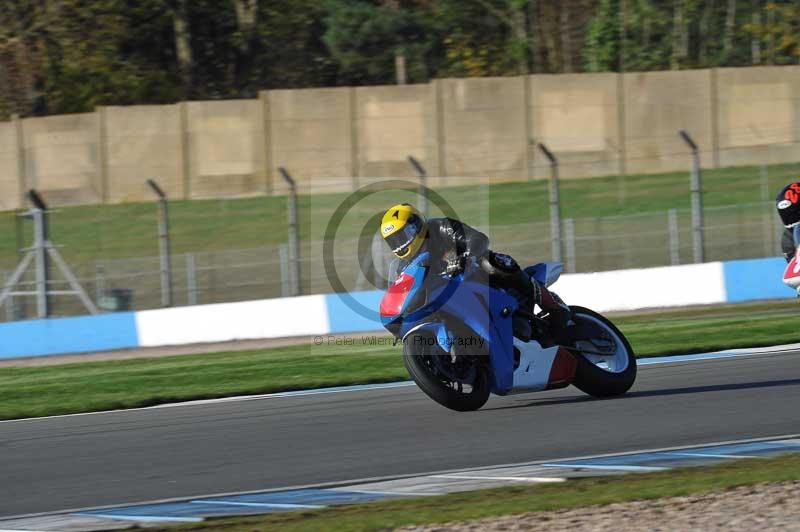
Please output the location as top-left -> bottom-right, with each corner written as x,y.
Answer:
0,300 -> 797,421
160,453 -> 800,532
1,161 -> 797,268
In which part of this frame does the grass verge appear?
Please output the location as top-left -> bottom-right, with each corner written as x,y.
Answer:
158,453 -> 800,532
1,161 -> 798,266
0,300 -> 797,420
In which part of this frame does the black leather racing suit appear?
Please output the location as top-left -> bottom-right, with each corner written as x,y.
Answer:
780,225 -> 800,262
390,218 -> 563,331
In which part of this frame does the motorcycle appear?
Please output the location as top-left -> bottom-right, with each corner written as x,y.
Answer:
379,251 -> 637,411
782,255 -> 800,295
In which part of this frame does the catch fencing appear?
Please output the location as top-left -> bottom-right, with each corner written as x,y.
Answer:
0,199 -> 784,322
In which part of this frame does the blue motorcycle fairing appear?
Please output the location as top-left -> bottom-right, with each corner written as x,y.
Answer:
396,271 -> 519,395
401,322 -> 452,354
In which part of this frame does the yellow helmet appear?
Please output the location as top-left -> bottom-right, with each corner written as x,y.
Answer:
380,203 -> 427,259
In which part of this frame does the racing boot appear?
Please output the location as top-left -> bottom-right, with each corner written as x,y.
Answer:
534,281 -> 573,342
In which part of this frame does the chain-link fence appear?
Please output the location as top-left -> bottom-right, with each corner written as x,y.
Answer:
0,197 -> 783,322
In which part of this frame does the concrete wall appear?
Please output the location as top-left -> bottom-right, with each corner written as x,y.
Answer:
623,69 -> 715,174
267,87 -> 353,194
187,99 -> 267,198
3,65 -> 800,208
716,66 -> 800,168
105,104 -> 184,202
440,77 -> 529,184
530,73 -> 621,179
21,112 -> 101,205
355,83 -> 438,183
0,120 -> 21,210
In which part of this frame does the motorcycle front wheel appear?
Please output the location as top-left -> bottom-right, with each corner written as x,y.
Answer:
403,332 -> 490,412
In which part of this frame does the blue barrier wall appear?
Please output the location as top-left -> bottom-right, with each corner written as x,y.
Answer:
325,291 -> 383,333
0,312 -> 139,360
0,256 -> 794,361
722,257 -> 795,302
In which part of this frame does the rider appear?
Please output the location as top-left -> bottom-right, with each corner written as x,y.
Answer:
776,181 -> 800,263
379,203 -> 570,341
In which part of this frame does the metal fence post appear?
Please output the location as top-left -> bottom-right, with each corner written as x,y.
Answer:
185,253 -> 197,306
3,272 -> 12,322
537,143 -> 562,263
147,179 -> 173,307
564,218 -> 576,273
408,156 -> 428,217
32,207 -> 48,317
24,191 -> 51,318
278,167 -> 301,296
668,209 -> 680,265
678,130 -> 704,263
279,244 -> 290,297
95,263 -> 106,307
0,190 -> 98,317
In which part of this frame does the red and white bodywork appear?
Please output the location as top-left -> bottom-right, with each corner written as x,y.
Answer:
783,256 -> 800,288
510,338 -> 577,394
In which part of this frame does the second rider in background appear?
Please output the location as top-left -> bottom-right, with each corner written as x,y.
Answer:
777,181 -> 800,264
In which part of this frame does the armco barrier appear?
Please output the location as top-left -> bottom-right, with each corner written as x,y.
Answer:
0,257 -> 795,360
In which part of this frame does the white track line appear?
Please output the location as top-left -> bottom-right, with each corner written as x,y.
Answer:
540,463 -> 667,472
667,452 -> 761,459
190,500 -> 323,509
338,489 -> 435,497
432,474 -> 566,483
75,514 -> 202,523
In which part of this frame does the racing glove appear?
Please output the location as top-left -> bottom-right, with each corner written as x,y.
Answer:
445,254 -> 467,277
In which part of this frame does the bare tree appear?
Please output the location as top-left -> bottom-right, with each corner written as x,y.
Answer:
233,0 -> 258,55
699,0 -> 714,64
723,0 -> 736,61
751,0 -> 761,64
170,0 -> 192,96
560,2 -> 573,72
233,0 -> 259,88
671,0 -> 689,70
381,0 -> 407,84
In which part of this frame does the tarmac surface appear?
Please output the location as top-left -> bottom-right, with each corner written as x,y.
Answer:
1,349 -> 798,518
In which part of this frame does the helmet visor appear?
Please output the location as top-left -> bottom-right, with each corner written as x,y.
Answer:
385,215 -> 423,255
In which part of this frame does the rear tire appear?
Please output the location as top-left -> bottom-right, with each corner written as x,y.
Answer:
569,306 -> 637,398
403,332 -> 490,412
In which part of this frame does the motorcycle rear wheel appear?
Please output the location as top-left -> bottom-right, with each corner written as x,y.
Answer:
403,332 -> 490,412
569,306 -> 637,398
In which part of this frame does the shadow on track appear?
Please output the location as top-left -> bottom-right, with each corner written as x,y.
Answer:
485,378 -> 800,411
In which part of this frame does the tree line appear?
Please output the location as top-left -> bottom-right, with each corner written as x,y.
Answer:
1,1 -> 798,119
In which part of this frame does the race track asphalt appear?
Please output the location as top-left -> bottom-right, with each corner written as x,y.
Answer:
1,350 -> 799,517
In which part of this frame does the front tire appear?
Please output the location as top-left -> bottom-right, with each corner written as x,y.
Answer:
403,332 -> 490,412
569,306 -> 637,398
